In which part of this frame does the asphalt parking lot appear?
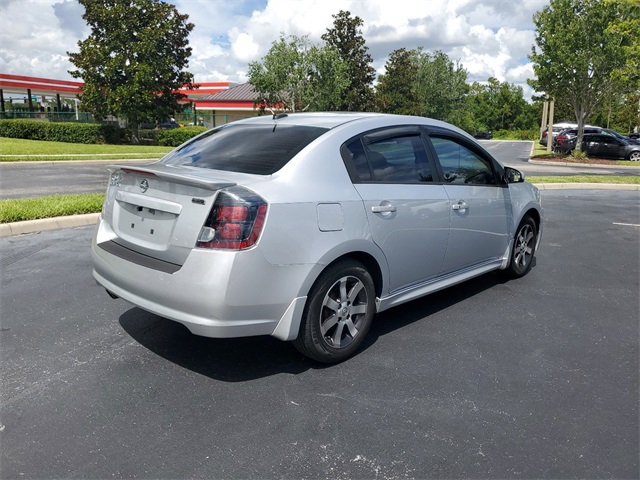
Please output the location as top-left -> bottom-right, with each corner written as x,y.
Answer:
1,189 -> 638,479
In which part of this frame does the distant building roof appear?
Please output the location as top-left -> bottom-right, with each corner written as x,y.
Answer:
201,83 -> 259,102
0,73 -> 83,97
192,83 -> 259,111
0,73 -> 257,112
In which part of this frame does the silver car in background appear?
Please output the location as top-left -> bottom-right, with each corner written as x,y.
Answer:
92,113 -> 543,363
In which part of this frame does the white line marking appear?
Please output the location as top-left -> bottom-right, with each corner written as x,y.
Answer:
612,222 -> 640,227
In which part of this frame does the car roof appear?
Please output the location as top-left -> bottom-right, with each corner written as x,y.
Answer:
559,125 -> 600,132
228,112 -> 386,129
223,112 -> 469,133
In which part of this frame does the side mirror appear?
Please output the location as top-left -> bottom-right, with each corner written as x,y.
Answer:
504,166 -> 525,183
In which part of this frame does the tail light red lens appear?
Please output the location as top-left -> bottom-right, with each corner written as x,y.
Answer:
197,187 -> 268,250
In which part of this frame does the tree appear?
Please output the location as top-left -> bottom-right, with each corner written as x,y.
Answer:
414,50 -> 468,122
322,10 -> 376,111
247,34 -> 349,113
528,0 -> 630,152
467,78 -> 537,132
605,0 -> 640,90
374,48 -> 420,115
68,0 -> 195,139
618,93 -> 640,134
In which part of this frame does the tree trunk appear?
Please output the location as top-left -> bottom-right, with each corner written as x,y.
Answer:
574,106 -> 589,155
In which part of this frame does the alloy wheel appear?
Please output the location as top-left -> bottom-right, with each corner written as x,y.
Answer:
319,275 -> 369,349
514,224 -> 534,269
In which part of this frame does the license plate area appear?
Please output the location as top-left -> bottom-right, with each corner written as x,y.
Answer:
115,201 -> 178,249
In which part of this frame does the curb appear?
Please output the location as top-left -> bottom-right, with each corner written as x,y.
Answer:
0,213 -> 100,237
528,159 -> 640,169
1,184 -> 638,237
533,183 -> 640,191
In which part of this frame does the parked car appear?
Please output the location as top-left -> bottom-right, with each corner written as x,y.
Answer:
139,118 -> 180,130
474,131 -> 493,140
602,128 -> 640,145
556,133 -> 640,160
540,122 -> 576,146
92,113 -> 543,363
554,126 -> 604,151
629,132 -> 640,140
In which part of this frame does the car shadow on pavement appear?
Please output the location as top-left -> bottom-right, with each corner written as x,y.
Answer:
119,308 -> 314,381
361,270 -> 513,348
119,269 -> 518,382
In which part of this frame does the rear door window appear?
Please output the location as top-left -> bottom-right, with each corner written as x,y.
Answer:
341,129 -> 435,184
160,124 -> 328,175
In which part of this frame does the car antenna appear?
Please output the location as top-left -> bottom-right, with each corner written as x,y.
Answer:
270,110 -> 288,132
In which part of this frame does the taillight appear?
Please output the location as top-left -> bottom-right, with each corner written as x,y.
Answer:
197,187 -> 268,250
542,131 -> 548,138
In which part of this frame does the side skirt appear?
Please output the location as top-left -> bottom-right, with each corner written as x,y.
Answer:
375,259 -> 504,313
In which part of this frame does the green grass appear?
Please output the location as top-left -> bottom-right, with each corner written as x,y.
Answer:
0,137 -> 172,162
0,194 -> 105,223
529,175 -> 640,184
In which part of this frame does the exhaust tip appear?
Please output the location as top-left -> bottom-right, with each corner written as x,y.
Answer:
106,289 -> 119,299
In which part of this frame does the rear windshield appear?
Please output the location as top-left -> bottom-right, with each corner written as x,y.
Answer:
159,124 -> 329,175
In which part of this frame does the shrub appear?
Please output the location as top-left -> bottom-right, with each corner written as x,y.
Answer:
491,129 -> 539,140
0,119 -> 127,144
570,149 -> 588,160
157,126 -> 208,147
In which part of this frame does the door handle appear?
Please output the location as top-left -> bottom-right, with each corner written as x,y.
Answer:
371,205 -> 397,213
452,200 -> 468,211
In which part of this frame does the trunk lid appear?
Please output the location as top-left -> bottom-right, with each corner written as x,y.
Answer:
101,164 -> 239,266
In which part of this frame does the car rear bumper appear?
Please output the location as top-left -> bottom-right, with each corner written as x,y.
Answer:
91,218 -> 313,339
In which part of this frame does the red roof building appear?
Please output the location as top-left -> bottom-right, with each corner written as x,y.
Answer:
0,73 -> 259,120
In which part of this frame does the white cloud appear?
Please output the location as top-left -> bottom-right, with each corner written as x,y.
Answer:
230,31 -> 260,63
0,0 -> 549,100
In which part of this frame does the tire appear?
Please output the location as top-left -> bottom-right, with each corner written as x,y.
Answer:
293,260 -> 376,363
628,151 -> 640,161
504,216 -> 537,278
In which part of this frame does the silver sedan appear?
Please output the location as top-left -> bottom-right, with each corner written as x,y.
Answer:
92,113 -> 543,363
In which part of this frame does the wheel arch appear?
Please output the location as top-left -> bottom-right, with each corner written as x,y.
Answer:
518,206 -> 543,251
271,247 -> 386,343
321,251 -> 384,299
523,206 -> 541,230
627,150 -> 640,160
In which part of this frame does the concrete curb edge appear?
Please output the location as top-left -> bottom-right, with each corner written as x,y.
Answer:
0,213 -> 100,237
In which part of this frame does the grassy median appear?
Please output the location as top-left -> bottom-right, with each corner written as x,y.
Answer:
528,175 -> 640,184
0,194 -> 105,223
0,137 -> 172,162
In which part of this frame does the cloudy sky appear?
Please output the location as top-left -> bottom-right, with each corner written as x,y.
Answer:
0,0 -> 549,99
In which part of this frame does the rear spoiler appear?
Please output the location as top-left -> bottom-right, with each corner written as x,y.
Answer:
108,165 -> 236,191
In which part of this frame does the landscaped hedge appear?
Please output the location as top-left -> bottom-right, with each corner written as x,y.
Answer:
0,119 -> 126,144
491,129 -> 540,140
157,126 -> 208,147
